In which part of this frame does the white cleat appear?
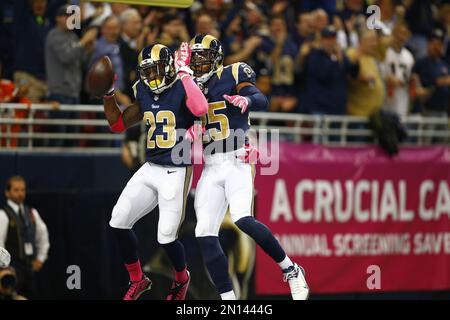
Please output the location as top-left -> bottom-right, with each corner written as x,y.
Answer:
283,263 -> 309,300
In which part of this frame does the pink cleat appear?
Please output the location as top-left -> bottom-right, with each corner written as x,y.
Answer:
166,271 -> 190,300
123,276 -> 152,300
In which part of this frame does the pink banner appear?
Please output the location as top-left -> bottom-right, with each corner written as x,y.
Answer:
254,144 -> 450,295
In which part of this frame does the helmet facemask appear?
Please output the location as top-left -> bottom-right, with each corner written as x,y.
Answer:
190,48 -> 223,84
138,57 -> 175,94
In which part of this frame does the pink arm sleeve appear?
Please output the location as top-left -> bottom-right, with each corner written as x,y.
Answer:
180,75 -> 208,116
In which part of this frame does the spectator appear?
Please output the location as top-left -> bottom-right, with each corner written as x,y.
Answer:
312,9 -> 329,35
266,15 -> 299,113
12,0 -> 63,102
333,10 -> 359,50
437,4 -> 450,36
381,21 -> 415,118
346,29 -> 385,117
201,0 -> 223,22
335,0 -> 367,49
436,4 -> 450,67
158,14 -> 190,52
90,15 -> 130,106
293,12 -> 314,48
304,25 -> 359,115
302,9 -> 331,54
244,1 -> 269,37
45,5 -> 98,147
119,8 -> 143,99
405,0 -> 434,59
338,0 -> 366,22
0,176 -> 50,299
46,5 -> 97,105
238,2 -> 271,79
82,2 -> 112,28
110,3 -> 130,16
295,12 -> 317,72
293,13 -> 316,114
0,0 -> 14,79
300,0 -> 336,19
0,79 -> 31,148
195,13 -> 220,38
412,28 -> 450,142
374,0 -> 400,35
223,15 -> 262,66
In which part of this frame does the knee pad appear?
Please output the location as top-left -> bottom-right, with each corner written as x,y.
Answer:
195,219 -> 220,238
157,220 -> 179,244
109,198 -> 133,229
229,196 -> 252,222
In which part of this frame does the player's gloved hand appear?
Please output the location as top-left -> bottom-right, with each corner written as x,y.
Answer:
174,42 -> 193,78
238,143 -> 259,163
223,94 -> 249,113
185,124 -> 205,142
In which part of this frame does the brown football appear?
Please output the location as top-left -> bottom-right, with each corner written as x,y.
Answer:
87,56 -> 115,98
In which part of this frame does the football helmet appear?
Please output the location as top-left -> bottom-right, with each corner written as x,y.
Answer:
189,34 -> 224,84
137,44 -> 176,94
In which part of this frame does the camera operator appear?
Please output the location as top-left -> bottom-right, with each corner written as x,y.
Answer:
0,267 -> 26,300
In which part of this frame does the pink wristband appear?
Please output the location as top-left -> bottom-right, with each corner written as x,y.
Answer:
110,114 -> 125,133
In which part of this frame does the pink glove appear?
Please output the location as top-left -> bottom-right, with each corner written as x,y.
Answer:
174,42 -> 193,77
223,94 -> 249,113
185,124 -> 205,142
238,143 -> 259,163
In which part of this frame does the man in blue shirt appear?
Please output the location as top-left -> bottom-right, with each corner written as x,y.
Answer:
413,29 -> 450,143
304,25 -> 359,115
90,16 -> 124,93
413,29 -> 450,115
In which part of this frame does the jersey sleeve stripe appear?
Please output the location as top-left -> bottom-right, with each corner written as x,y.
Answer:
232,63 -> 240,85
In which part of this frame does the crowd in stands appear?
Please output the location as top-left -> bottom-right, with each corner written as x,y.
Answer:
0,0 -> 449,147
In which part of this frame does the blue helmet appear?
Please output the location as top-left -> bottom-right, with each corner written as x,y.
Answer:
189,34 -> 224,84
137,44 -> 176,94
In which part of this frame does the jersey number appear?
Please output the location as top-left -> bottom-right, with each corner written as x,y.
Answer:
201,101 -> 230,141
144,111 -> 176,149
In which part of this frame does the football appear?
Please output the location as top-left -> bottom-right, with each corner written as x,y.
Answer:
87,56 -> 115,98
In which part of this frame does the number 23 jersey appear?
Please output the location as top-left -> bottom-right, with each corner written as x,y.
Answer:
133,79 -> 195,167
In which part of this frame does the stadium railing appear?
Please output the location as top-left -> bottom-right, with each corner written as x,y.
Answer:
0,103 -> 448,152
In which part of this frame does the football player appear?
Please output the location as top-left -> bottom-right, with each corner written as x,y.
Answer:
188,35 -> 309,300
103,42 -> 208,300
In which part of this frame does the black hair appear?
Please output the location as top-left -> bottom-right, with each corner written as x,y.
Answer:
5,176 -> 26,192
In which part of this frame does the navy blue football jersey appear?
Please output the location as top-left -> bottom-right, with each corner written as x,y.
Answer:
201,62 -> 257,155
133,79 -> 195,166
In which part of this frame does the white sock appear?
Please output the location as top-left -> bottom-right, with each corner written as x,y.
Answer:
220,290 -> 237,300
278,255 -> 294,271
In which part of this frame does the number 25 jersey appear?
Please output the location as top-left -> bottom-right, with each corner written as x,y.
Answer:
201,62 -> 258,155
